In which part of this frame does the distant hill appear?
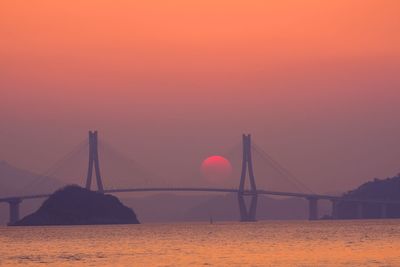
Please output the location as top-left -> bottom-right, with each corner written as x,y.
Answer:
182,194 -> 316,221
121,193 -> 212,223
121,193 -> 332,222
337,174 -> 400,219
0,161 -> 63,196
0,161 -> 64,225
12,185 -> 139,226
185,194 -> 330,221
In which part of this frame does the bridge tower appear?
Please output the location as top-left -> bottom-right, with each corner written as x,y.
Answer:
238,134 -> 258,221
85,131 -> 104,192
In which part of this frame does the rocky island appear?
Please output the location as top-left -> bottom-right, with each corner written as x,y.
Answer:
11,185 -> 140,226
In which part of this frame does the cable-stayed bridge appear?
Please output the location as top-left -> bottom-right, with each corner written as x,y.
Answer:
1,131 -> 399,225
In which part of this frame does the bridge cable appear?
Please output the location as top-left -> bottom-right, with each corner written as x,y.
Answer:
251,143 -> 315,194
97,139 -> 164,188
20,139 -> 89,193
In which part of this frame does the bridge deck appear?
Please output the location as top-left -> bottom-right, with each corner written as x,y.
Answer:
1,187 -> 400,205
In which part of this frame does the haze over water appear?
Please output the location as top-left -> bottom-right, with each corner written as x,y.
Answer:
1,220 -> 400,266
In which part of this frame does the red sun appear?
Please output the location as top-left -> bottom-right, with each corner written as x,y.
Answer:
201,155 -> 233,182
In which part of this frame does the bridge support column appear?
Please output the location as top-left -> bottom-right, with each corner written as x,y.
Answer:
86,131 -> 104,193
307,197 -> 318,220
238,134 -> 258,222
380,203 -> 387,219
331,199 -> 339,219
238,194 -> 258,222
7,198 -> 22,225
356,202 -> 363,219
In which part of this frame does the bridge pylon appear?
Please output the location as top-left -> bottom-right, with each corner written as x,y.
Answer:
238,134 -> 258,222
85,131 -> 104,192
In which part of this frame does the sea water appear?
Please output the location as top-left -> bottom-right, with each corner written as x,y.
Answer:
0,220 -> 399,266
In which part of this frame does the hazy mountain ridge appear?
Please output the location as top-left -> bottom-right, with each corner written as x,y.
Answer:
0,160 -> 63,196
122,193 -> 332,223
0,161 -> 64,224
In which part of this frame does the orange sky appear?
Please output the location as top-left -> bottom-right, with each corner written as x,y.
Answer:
1,0 -> 400,192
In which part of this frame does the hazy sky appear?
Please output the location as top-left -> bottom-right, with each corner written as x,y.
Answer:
1,0 -> 400,193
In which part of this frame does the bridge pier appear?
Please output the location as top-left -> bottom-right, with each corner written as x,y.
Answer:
238,193 -> 257,222
7,198 -> 22,225
331,199 -> 339,219
356,202 -> 364,219
307,197 -> 318,220
380,203 -> 387,219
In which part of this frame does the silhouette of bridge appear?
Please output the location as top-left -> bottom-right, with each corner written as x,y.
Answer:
1,131 -> 399,225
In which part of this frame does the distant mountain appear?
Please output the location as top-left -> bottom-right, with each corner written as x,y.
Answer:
183,194 -> 313,221
121,193 -> 332,223
121,193 -> 212,223
0,160 -> 63,196
337,174 -> 400,219
0,161 -> 64,225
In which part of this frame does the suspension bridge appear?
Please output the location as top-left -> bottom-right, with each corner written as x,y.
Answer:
1,131 -> 399,225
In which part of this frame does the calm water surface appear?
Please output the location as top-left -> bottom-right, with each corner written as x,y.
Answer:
0,220 -> 399,266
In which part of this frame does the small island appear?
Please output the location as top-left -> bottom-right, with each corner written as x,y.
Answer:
11,185 -> 140,226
